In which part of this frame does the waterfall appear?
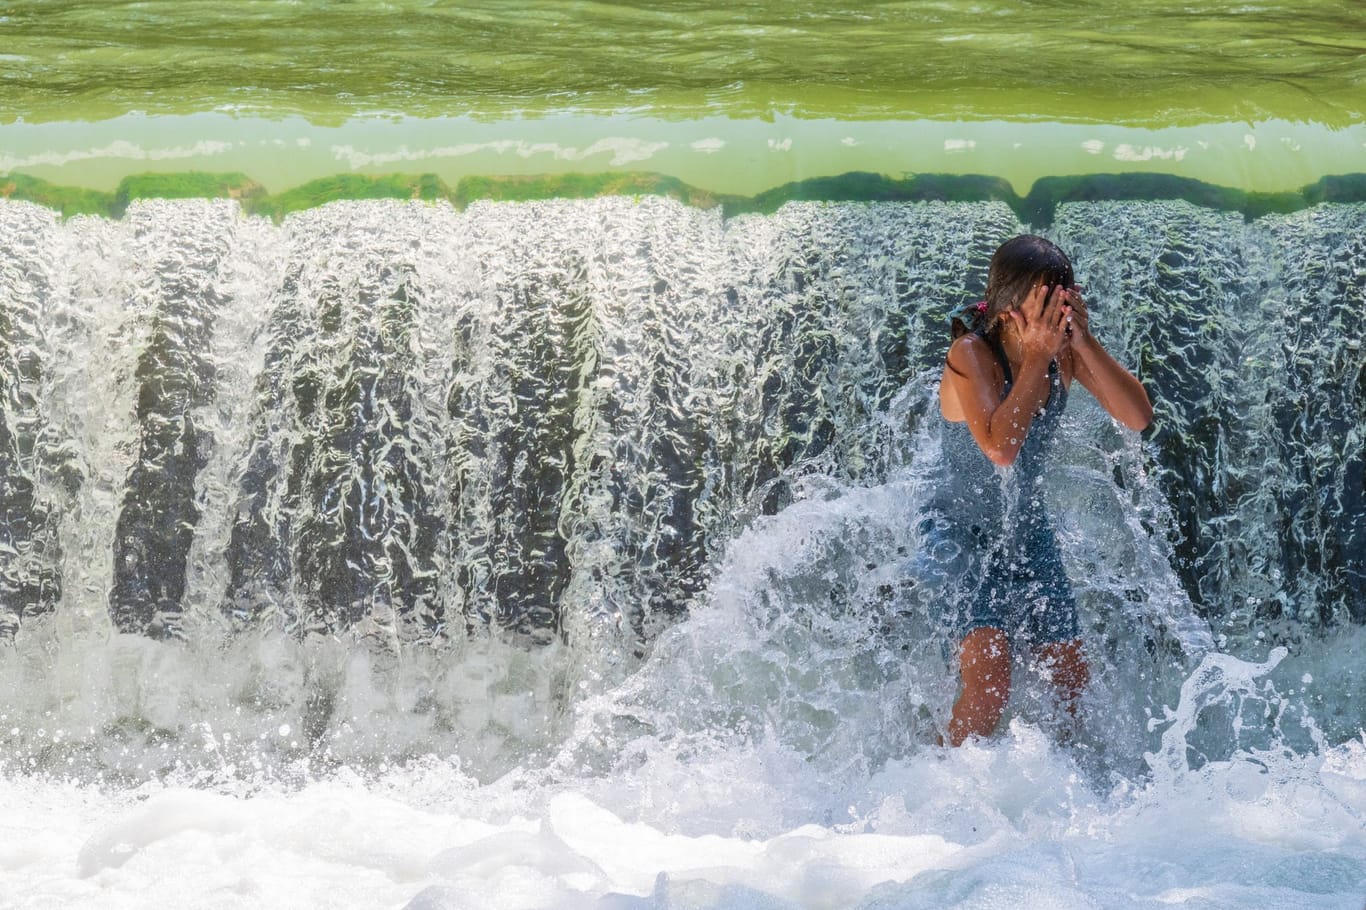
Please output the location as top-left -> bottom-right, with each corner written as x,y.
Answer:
0,196 -> 1020,644
0,195 -> 1362,780
1053,201 -> 1366,632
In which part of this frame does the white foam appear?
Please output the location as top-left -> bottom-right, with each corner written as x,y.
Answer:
4,728 -> 1363,909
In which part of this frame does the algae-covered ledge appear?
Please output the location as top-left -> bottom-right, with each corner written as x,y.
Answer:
3,169 -> 1364,225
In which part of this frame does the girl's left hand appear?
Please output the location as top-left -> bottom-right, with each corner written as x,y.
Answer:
1063,285 -> 1092,350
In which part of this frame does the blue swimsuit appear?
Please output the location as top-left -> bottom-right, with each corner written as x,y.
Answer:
926,328 -> 1079,644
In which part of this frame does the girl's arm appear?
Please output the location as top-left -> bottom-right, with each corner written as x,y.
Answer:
943,284 -> 1072,467
1065,292 -> 1153,431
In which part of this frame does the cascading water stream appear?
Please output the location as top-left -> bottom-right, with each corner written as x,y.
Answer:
1053,201 -> 1366,631
2,194 -> 1364,910
0,196 -> 1020,647
0,195 -> 1362,785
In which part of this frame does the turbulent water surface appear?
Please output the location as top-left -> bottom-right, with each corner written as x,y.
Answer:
0,194 -> 1363,908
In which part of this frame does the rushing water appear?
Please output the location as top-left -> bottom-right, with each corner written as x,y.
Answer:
1,194 -> 1363,907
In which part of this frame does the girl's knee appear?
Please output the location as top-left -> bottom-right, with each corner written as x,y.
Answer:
959,627 -> 1011,689
1035,638 -> 1089,694
961,626 -> 1009,662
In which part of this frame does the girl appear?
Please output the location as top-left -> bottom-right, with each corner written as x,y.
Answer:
937,235 -> 1152,746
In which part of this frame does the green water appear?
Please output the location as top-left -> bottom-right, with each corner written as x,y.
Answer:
1,0 -> 1363,199
4,0 -> 1363,124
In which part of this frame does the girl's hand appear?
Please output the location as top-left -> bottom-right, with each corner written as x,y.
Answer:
1007,282 -> 1071,361
1063,285 -> 1093,352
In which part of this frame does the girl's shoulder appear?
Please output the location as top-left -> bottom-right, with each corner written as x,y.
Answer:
946,330 -> 997,375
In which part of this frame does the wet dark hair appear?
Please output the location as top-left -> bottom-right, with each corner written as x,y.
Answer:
980,235 -> 1074,333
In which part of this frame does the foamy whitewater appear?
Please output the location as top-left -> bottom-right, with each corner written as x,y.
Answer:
5,575 -> 1365,909
1,197 -> 1363,908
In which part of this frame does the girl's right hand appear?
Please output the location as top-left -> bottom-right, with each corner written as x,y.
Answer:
1006,283 -> 1072,361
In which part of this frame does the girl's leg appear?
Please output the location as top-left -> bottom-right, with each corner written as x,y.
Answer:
1033,637 -> 1089,720
949,626 -> 1011,746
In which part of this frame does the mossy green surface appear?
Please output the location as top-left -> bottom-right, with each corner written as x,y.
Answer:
1304,174 -> 1366,205
3,169 -> 1364,225
1017,173 -> 1322,225
453,172 -> 730,210
727,172 -> 1019,217
1,173 -> 114,217
112,172 -> 266,217
248,173 -> 451,220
